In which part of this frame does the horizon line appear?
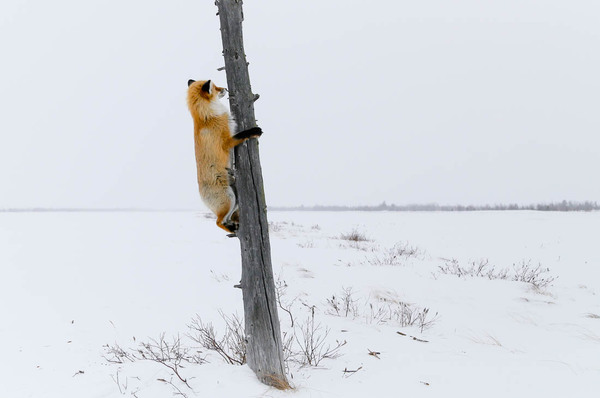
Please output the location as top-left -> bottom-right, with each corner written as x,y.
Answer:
1,200 -> 598,213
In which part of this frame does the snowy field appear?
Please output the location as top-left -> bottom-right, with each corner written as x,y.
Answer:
1,210 -> 599,397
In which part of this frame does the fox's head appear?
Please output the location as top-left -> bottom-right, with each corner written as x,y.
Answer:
187,79 -> 228,120
187,79 -> 227,101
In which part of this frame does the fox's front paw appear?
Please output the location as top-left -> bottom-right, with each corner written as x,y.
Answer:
234,126 -> 263,140
246,126 -> 263,137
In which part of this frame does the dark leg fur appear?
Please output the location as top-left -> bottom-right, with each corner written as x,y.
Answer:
223,219 -> 239,233
232,127 -> 263,140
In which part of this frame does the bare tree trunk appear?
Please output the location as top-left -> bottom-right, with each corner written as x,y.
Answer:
215,0 -> 288,389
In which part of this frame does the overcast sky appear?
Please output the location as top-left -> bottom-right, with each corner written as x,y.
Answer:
1,0 -> 599,209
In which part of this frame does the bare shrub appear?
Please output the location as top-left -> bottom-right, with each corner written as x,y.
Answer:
294,306 -> 346,367
368,242 -> 422,266
367,300 -> 437,332
103,342 -> 134,364
281,330 -> 296,365
437,258 -> 465,277
268,221 -> 287,232
297,240 -> 315,248
438,258 -> 556,288
188,312 -> 246,365
275,282 -> 346,368
438,258 -> 509,280
104,334 -> 204,392
325,287 -> 359,318
339,228 -> 370,242
134,334 -> 201,388
324,288 -> 437,332
512,260 -> 556,288
275,276 -> 297,327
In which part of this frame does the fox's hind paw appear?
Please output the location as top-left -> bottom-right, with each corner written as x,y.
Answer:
223,219 -> 239,234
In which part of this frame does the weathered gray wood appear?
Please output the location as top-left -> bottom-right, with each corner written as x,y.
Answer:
215,0 -> 288,389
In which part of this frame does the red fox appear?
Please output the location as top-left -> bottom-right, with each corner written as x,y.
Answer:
187,79 -> 262,234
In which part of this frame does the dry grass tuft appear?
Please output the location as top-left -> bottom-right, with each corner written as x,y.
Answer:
339,228 -> 370,242
262,374 -> 293,390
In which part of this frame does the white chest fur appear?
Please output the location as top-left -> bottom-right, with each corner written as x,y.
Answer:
210,100 -> 228,117
210,100 -> 237,134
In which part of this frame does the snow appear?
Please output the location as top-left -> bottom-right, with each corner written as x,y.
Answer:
1,210 -> 599,397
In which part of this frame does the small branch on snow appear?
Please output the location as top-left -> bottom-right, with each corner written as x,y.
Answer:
396,331 -> 429,343
368,349 -> 381,359
342,366 -> 362,378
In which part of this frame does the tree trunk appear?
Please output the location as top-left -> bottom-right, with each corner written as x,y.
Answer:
215,0 -> 288,389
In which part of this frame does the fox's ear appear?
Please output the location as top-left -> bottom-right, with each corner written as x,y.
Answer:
202,80 -> 212,94
187,79 -> 195,87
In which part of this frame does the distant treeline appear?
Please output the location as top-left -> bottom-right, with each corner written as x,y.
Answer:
272,200 -> 600,212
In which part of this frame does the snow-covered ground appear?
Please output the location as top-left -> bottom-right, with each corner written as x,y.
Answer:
2,210 -> 599,397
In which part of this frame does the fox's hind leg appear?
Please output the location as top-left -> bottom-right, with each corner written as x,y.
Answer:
215,186 -> 238,234
224,169 -> 239,235
201,182 -> 238,234
216,212 -> 237,233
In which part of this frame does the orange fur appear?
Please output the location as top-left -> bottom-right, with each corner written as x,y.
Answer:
187,80 -> 253,233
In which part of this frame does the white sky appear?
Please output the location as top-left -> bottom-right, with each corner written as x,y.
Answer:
1,0 -> 599,209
